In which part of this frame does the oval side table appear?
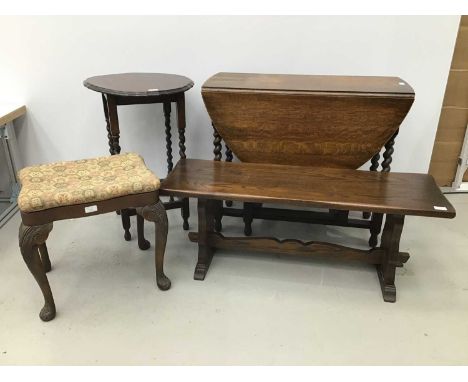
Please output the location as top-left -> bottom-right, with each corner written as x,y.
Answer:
84,73 -> 194,239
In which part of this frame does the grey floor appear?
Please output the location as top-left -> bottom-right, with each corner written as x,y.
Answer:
0,195 -> 467,365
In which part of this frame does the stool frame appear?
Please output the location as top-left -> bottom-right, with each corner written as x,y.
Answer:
19,192 -> 169,322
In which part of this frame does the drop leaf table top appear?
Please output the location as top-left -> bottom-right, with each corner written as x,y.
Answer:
202,72 -> 415,169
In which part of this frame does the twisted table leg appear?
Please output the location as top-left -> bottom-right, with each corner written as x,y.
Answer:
212,124 -> 224,231
177,94 -> 189,230
363,152 -> 381,220
225,144 -> 233,207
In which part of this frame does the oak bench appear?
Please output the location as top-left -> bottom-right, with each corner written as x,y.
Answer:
161,159 -> 456,302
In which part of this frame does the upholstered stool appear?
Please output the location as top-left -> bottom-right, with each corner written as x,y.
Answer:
17,152 -> 170,321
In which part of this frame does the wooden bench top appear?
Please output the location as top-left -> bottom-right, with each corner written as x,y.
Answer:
161,159 -> 455,219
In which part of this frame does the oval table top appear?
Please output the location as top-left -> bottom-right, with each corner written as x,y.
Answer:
83,73 -> 194,97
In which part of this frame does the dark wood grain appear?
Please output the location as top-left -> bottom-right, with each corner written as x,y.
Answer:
164,101 -> 173,174
194,199 -> 216,280
188,231 -> 410,266
176,94 -> 187,160
190,232 -> 379,262
382,129 -> 399,172
84,73 -> 193,234
203,72 -> 414,94
213,124 -> 222,161
202,72 -> 414,169
160,159 -> 455,219
84,73 -> 194,97
19,222 -> 55,321
377,214 -> 405,302
20,192 -> 157,226
19,193 -> 169,321
182,180 -> 416,301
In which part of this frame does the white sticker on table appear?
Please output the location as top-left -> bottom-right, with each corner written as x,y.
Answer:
85,205 -> 98,213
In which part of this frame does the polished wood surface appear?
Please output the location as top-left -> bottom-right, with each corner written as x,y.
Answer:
203,72 -> 414,94
19,194 -> 170,322
84,73 -> 194,96
20,191 -> 157,226
161,159 -> 455,218
84,72 -> 193,235
189,198 -> 412,302
188,231 -> 409,266
202,72 -> 414,169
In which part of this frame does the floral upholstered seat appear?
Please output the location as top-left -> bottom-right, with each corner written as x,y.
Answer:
18,152 -> 160,213
17,152 -> 169,322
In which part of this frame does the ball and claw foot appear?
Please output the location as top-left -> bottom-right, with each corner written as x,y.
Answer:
157,274 -> 171,291
244,225 -> 252,236
39,303 -> 56,322
183,220 -> 189,231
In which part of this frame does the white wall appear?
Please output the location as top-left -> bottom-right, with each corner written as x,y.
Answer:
0,16 -> 460,175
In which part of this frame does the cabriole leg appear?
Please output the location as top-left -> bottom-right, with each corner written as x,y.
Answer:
19,222 -> 55,321
38,243 -> 52,272
137,200 -> 170,291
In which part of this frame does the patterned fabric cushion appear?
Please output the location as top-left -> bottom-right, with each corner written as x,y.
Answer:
18,152 -> 160,213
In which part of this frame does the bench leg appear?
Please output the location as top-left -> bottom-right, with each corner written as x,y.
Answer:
369,212 -> 383,248
194,198 -> 216,280
214,200 -> 223,232
19,222 -> 55,321
137,201 -> 171,291
377,214 -> 405,302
